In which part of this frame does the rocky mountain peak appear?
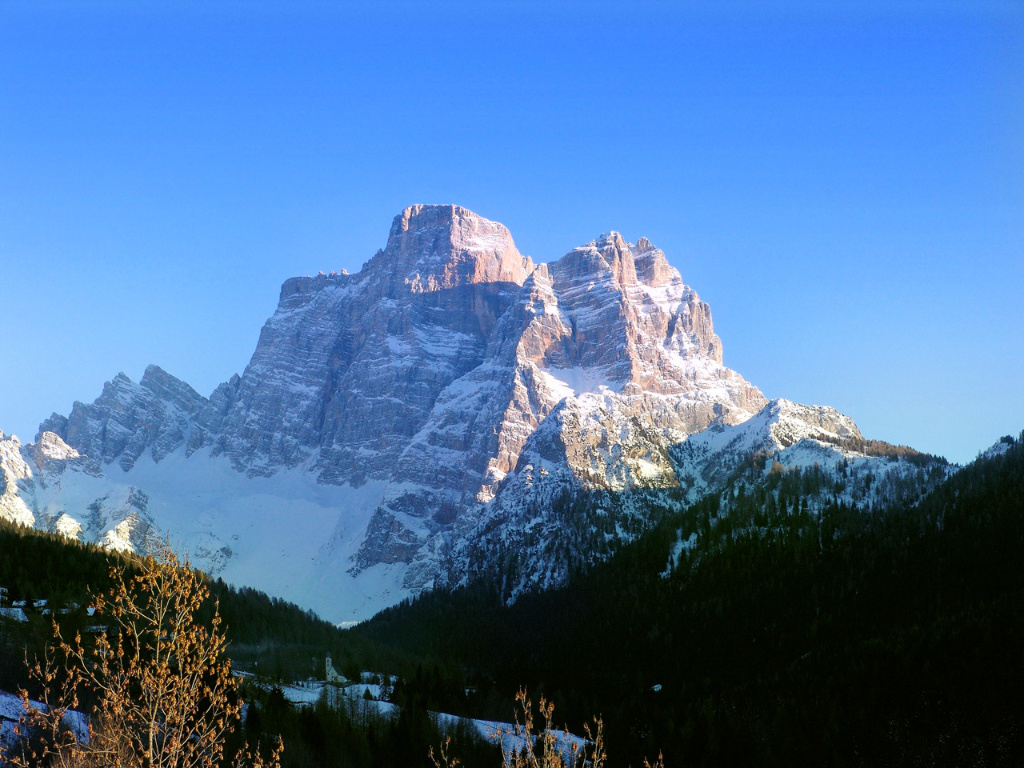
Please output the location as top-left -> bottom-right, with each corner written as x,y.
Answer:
553,231 -> 679,293
365,204 -> 534,294
139,365 -> 206,416
558,231 -> 639,287
41,366 -> 208,471
34,431 -> 81,462
24,204 -> 911,622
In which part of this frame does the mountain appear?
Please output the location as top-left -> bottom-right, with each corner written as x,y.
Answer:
0,205 -> 950,623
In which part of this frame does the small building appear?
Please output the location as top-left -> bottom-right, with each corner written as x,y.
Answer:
325,654 -> 348,685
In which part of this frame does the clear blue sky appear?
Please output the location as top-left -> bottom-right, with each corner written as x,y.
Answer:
1,1 -> 1021,464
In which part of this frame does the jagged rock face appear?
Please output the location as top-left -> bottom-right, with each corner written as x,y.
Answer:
466,232 -> 765,505
39,366 -> 206,472
345,223 -> 764,588
0,432 -> 36,527
189,205 -> 535,484
175,205 -> 761,512
546,232 -> 722,376
0,430 -> 156,549
8,204 -> 948,622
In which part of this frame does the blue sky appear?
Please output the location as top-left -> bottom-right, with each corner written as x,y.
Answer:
1,1 -> 1021,464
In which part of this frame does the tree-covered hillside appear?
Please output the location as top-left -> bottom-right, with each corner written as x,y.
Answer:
357,433 -> 1024,767
0,524 -> 378,687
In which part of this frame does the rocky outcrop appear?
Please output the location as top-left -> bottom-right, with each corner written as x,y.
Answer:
0,432 -> 36,527
40,365 -> 206,471
0,430 -> 157,550
185,205 -> 535,485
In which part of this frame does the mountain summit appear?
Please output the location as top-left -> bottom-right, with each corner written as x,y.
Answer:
366,204 -> 534,292
0,206 -> 943,622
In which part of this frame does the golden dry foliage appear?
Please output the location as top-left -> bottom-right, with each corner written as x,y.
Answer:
430,689 -> 665,768
3,545 -> 282,768
3,644 -> 87,768
428,736 -> 461,768
495,689 -> 605,768
229,739 -> 284,768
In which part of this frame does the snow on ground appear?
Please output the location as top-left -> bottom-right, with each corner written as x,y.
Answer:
539,366 -> 621,400
437,712 -> 587,762
663,531 -> 697,576
258,677 -> 587,759
275,680 -> 336,708
0,688 -> 89,746
11,433 -> 441,624
0,606 -> 28,622
97,447 -> 414,625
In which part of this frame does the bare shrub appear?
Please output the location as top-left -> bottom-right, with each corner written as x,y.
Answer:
432,688 -> 663,768
3,545 -> 281,768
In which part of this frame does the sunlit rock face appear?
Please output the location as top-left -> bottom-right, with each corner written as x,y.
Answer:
179,204 -> 762,510
9,205 -> 944,622
186,204 -> 536,487
37,365 -> 206,472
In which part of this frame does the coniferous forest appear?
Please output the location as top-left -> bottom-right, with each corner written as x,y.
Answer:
357,433 -> 1024,766
1,433 -> 1022,766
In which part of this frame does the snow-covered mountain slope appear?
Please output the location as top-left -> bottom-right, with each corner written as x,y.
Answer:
1,432 -> 37,527
673,398 -> 864,495
457,396 -> 954,600
0,204 -> 952,622
671,397 -> 955,509
0,429 -> 426,620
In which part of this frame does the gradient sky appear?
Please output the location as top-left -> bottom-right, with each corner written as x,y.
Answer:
1,1 -> 1021,465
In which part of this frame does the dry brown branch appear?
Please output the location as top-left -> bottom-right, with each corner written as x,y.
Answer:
490,689 -> 606,768
428,735 -> 461,768
2,544 -> 281,768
